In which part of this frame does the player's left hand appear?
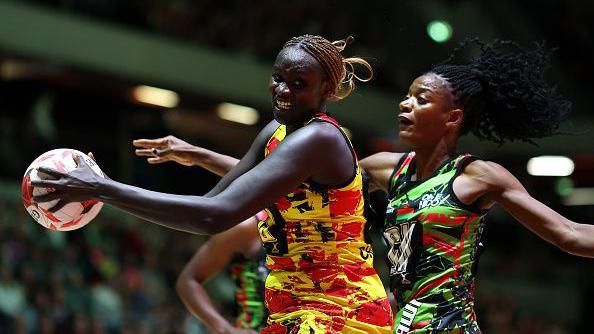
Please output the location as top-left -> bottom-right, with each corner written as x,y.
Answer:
133,135 -> 197,166
31,153 -> 104,212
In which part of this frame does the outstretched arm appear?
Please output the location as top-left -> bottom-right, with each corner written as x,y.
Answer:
133,135 -> 239,177
359,152 -> 405,193
463,160 -> 594,257
176,217 -> 259,334
33,122 -> 347,235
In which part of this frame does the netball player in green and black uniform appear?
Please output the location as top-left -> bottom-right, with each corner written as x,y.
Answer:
228,242 -> 268,331
383,152 -> 485,333
175,217 -> 267,333
361,40 -> 594,333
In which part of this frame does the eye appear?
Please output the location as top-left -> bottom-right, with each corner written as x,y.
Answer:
272,75 -> 282,83
293,80 -> 305,89
417,96 -> 428,104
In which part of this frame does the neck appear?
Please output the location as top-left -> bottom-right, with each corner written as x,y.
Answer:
412,138 -> 457,181
285,124 -> 300,134
285,108 -> 326,134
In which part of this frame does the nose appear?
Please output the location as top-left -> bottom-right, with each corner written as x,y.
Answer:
399,97 -> 411,113
275,82 -> 290,97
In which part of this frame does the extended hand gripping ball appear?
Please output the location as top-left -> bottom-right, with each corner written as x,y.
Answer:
22,149 -> 105,231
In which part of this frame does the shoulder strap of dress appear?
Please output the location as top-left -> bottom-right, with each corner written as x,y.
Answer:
264,124 -> 286,157
387,152 -> 415,196
447,153 -> 488,214
453,153 -> 479,177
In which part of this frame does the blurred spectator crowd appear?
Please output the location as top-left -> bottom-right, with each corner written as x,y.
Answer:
0,198 -> 219,334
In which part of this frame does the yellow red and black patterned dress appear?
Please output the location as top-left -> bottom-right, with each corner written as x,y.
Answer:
259,113 -> 394,334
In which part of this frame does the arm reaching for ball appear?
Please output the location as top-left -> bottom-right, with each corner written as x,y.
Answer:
30,121 -> 348,235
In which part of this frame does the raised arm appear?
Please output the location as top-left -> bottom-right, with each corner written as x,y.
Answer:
176,217 -> 260,334
33,122 -> 348,235
133,135 -> 239,177
460,160 -> 594,257
359,152 -> 405,193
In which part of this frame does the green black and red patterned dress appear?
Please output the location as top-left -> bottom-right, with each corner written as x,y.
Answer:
229,249 -> 269,331
385,152 -> 487,334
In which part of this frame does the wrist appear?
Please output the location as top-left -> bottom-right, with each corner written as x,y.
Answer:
94,176 -> 115,201
190,146 -> 211,167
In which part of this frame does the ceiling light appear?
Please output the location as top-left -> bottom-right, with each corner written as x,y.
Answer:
427,20 -> 452,43
527,156 -> 574,176
216,102 -> 259,125
132,85 -> 179,108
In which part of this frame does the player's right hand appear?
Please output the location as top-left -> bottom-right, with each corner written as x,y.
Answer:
132,135 -> 196,166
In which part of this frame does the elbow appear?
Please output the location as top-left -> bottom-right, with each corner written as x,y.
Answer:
206,207 -> 234,234
181,199 -> 235,234
175,273 -> 189,301
196,204 -> 237,235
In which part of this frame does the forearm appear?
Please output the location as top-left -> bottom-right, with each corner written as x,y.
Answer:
192,147 -> 239,177
502,190 -> 594,257
562,222 -> 594,257
95,179 -> 229,234
176,279 -> 235,334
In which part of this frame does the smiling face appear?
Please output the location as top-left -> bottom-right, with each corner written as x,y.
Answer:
398,72 -> 462,148
268,46 -> 331,127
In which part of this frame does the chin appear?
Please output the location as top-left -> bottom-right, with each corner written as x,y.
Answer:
273,109 -> 288,124
398,131 -> 415,147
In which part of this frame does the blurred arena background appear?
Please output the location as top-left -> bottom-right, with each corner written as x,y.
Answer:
0,0 -> 593,333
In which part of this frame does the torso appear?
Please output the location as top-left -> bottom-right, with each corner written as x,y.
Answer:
384,152 -> 487,334
258,113 -> 394,334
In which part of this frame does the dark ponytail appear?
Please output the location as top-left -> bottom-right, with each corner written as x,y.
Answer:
430,39 -> 571,144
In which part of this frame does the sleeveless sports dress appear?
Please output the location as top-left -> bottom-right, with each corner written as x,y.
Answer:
385,152 -> 487,334
229,249 -> 269,331
259,113 -> 393,334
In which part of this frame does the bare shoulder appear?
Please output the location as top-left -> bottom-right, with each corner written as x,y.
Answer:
361,152 -> 406,170
360,152 -> 407,193
463,159 -> 517,190
452,159 -> 515,209
276,121 -> 342,150
304,120 -> 345,141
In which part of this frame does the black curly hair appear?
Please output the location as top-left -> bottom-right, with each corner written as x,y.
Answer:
429,39 -> 571,144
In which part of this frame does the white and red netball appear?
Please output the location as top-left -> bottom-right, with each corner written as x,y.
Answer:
21,149 -> 105,231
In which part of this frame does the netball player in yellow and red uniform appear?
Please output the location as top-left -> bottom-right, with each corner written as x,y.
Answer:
33,35 -> 394,333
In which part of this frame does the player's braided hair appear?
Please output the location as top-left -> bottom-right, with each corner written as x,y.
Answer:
430,38 -> 571,144
283,35 -> 372,101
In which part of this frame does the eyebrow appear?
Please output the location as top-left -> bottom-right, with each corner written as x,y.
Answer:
271,65 -> 311,73
412,86 -> 433,94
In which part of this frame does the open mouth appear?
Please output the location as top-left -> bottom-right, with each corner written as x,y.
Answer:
399,115 -> 413,126
274,99 -> 292,111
